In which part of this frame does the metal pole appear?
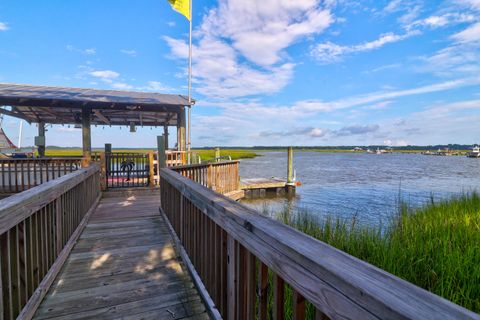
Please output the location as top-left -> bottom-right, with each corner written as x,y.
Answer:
18,120 -> 23,148
187,0 -> 193,164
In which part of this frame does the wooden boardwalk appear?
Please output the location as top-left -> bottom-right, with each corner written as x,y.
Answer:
33,190 -> 209,320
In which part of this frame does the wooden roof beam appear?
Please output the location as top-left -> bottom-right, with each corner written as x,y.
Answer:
0,107 -> 32,123
93,109 -> 110,125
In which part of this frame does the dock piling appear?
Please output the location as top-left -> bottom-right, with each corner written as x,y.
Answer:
286,146 -> 295,195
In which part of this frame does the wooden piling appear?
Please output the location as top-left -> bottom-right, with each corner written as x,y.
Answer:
215,148 -> 220,161
286,146 -> 295,195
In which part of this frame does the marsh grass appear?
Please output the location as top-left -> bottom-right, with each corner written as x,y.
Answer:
44,147 -> 258,160
265,193 -> 480,316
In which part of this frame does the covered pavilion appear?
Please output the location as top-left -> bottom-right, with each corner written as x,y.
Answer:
0,83 -> 193,159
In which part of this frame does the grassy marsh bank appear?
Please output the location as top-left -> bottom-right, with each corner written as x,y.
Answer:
272,193 -> 480,314
43,147 -> 258,160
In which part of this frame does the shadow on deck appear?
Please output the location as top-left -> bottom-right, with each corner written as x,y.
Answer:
34,190 -> 209,320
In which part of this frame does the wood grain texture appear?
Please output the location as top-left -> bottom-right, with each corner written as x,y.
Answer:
32,191 -> 209,320
1,164 -> 101,320
160,167 -> 480,320
0,165 -> 98,235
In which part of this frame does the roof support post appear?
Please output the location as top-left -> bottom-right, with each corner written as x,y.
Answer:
177,108 -> 186,152
82,107 -> 92,167
163,125 -> 169,150
37,122 -> 45,158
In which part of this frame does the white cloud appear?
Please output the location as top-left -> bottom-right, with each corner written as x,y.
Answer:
66,45 -> 96,55
164,35 -> 295,98
384,139 -> 409,146
199,0 -> 333,66
111,82 -> 133,90
312,30 -> 420,63
451,22 -> 480,43
0,22 -> 9,31
165,0 -> 333,98
120,49 -> 137,57
383,0 -> 402,13
90,70 -> 120,80
363,101 -> 393,110
84,48 -> 96,55
455,0 -> 480,10
408,13 -> 476,30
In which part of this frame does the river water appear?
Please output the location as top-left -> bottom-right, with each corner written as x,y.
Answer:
239,152 -> 480,227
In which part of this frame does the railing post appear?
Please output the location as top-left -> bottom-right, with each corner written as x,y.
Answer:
157,135 -> 166,169
148,151 -> 155,187
55,198 -> 63,256
99,152 -> 107,191
227,235 -> 236,320
207,164 -> 214,190
36,122 -> 46,158
214,147 -> 220,161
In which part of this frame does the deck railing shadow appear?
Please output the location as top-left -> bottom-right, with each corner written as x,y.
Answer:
0,164 -> 101,319
160,163 -> 479,320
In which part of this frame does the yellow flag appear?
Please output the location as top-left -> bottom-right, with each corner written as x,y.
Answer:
168,0 -> 191,21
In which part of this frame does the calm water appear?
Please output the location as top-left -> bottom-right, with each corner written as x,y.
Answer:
239,152 -> 480,227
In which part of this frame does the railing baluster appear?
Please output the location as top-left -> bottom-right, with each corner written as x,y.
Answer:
258,262 -> 268,320
293,290 -> 306,320
273,274 -> 285,320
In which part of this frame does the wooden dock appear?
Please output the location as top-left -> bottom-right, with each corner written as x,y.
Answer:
33,190 -> 208,320
240,178 -> 295,198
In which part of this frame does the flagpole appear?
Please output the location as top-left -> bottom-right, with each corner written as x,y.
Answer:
187,0 -> 193,164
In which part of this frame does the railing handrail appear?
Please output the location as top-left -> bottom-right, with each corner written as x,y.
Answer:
160,167 -> 478,319
0,157 -> 83,161
171,160 -> 239,170
0,164 -> 100,235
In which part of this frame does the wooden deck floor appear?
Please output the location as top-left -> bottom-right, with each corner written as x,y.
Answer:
34,190 -> 209,320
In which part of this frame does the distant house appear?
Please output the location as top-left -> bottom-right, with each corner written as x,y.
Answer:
0,126 -> 16,149
353,147 -> 363,151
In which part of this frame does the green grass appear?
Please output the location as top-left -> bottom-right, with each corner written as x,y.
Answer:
44,147 -> 259,160
192,149 -> 258,161
271,193 -> 480,314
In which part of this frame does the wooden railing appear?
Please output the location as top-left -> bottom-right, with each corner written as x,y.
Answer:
160,167 -> 479,320
165,150 -> 186,167
0,158 -> 82,194
0,164 -> 101,319
171,161 -> 239,194
104,152 -> 151,188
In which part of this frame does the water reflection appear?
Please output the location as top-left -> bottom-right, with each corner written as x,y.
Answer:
239,152 -> 480,227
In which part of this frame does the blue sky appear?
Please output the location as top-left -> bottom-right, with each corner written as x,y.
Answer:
1,0 -> 480,147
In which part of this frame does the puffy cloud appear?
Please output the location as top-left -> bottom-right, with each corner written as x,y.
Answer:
0,22 -> 9,31
89,70 -> 120,80
165,0 -> 333,98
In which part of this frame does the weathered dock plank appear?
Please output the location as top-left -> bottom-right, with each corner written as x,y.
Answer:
33,191 -> 209,320
240,177 -> 287,190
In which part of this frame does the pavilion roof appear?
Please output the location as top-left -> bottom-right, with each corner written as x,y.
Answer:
0,83 -> 193,126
